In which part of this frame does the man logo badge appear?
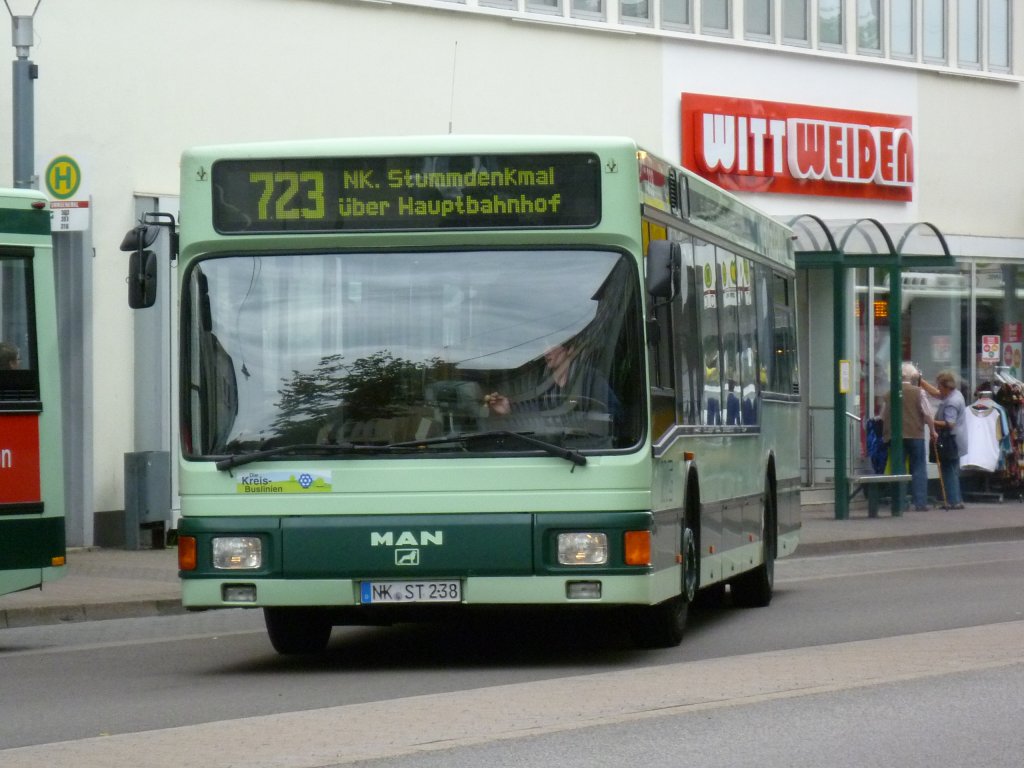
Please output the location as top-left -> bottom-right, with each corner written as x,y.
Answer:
395,548 -> 420,566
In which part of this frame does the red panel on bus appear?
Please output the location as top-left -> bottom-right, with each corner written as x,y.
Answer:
0,413 -> 42,504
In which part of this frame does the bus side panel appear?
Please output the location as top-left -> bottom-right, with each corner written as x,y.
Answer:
0,516 -> 65,593
761,397 -> 802,556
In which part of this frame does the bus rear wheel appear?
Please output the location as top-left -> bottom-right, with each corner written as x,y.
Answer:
264,607 -> 333,655
629,524 -> 697,649
730,481 -> 775,608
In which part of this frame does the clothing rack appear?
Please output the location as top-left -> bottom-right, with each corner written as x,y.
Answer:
970,369 -> 1024,501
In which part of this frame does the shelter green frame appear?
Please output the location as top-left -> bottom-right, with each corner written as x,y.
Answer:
787,215 -> 955,519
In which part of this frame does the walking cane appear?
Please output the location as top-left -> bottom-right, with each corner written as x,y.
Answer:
933,437 -> 949,509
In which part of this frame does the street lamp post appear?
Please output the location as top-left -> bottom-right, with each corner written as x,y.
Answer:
6,0 -> 41,189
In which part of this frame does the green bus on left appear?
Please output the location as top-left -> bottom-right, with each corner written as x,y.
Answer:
0,188 -> 66,597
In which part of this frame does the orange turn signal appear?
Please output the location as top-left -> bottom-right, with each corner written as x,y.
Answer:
51,556 -> 66,567
178,535 -> 197,571
624,530 -> 652,566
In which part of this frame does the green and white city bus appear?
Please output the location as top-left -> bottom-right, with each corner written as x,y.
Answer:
0,188 -> 66,596
128,136 -> 800,654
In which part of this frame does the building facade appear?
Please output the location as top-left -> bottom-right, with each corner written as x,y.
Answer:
1,0 -> 1020,542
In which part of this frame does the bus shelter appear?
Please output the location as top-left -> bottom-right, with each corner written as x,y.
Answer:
787,215 -> 955,519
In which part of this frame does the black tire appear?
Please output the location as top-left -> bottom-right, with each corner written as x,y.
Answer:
264,607 -> 333,655
730,481 -> 776,608
692,581 -> 726,610
630,524 -> 698,649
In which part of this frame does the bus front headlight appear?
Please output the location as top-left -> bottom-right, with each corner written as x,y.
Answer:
557,532 -> 608,565
212,536 -> 263,570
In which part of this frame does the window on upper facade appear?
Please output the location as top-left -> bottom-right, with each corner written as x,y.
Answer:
988,0 -> 1010,71
782,0 -> 810,45
662,0 -> 692,28
744,0 -> 773,41
890,0 -> 916,59
621,0 -> 650,23
571,0 -> 603,17
857,0 -> 882,53
958,0 -> 981,67
527,0 -> 562,15
818,0 -> 843,48
923,0 -> 947,62
702,0 -> 731,36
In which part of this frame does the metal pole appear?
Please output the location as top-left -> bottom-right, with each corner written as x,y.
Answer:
8,1 -> 41,189
889,264 -> 905,516
833,264 -> 849,519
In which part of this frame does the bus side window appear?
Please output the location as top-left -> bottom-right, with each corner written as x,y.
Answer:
695,240 -> 721,425
718,249 -> 743,426
772,274 -> 799,394
647,238 -> 676,440
736,255 -> 758,425
755,265 -> 774,391
675,238 -> 701,425
0,252 -> 39,399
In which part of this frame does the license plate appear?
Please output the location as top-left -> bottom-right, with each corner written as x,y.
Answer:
360,580 -> 462,604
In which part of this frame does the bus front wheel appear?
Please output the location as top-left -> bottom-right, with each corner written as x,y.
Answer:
264,607 -> 333,655
629,524 -> 697,649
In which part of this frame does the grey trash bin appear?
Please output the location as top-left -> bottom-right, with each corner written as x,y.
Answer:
123,451 -> 170,549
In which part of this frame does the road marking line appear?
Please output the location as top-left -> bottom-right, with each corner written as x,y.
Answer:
4,621 -> 1023,767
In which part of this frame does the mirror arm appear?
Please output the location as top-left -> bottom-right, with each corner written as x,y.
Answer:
142,212 -> 179,262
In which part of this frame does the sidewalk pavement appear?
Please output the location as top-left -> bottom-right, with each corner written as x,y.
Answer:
2,501 -> 1023,630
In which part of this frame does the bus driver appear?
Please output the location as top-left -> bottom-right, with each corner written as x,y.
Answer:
484,341 -> 619,433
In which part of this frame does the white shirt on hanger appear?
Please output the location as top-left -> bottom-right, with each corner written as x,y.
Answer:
960,403 -> 1001,472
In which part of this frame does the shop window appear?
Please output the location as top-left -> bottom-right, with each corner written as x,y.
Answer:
958,0 -> 981,68
857,0 -> 882,54
818,0 -> 843,49
744,0 -> 773,41
782,0 -> 810,46
923,0 -> 947,62
662,0 -> 692,29
890,0 -> 916,59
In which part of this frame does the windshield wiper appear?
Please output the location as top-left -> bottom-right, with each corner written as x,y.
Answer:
387,430 -> 587,467
214,430 -> 588,471
214,442 -> 389,471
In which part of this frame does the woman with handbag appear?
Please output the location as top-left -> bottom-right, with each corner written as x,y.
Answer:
929,370 -> 967,509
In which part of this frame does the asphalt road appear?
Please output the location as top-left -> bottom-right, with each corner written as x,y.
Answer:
2,541 -> 1023,765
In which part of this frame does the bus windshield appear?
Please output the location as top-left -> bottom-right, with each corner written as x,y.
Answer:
183,249 -> 645,458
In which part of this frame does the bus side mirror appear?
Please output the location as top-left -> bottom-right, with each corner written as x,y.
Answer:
128,249 -> 158,309
121,225 -> 161,309
646,240 -> 677,299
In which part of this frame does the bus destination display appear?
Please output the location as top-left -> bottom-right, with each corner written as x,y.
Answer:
211,153 -> 602,233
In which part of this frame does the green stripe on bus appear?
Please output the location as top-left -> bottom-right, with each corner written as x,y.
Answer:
0,516 -> 65,571
0,208 -> 50,236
